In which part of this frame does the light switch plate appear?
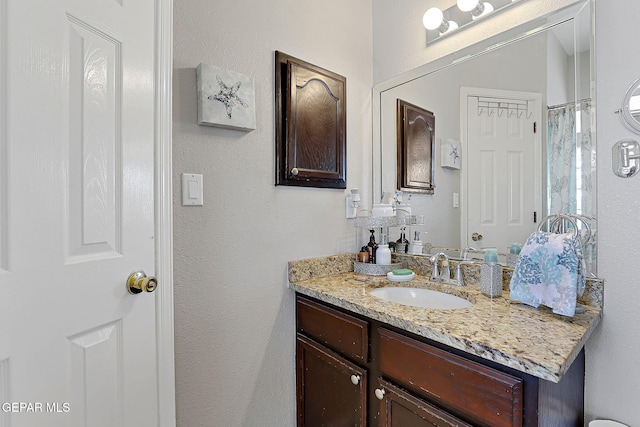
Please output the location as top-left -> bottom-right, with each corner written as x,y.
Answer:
182,173 -> 203,206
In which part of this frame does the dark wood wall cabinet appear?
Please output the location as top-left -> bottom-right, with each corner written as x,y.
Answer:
396,99 -> 435,194
295,294 -> 585,427
275,51 -> 347,188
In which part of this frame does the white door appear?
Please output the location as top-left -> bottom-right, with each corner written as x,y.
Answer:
461,88 -> 542,252
0,0 -> 171,425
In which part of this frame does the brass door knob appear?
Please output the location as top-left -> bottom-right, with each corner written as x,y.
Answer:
127,270 -> 157,294
471,232 -> 483,242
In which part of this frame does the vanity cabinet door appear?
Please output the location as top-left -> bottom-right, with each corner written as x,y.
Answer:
296,334 -> 367,427
376,379 -> 472,427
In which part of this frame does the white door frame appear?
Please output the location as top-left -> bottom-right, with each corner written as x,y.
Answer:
460,86 -> 542,250
155,0 -> 176,425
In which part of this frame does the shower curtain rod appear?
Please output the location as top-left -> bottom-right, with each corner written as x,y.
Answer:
547,98 -> 591,110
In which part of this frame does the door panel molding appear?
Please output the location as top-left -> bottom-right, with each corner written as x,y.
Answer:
69,321 -> 124,426
507,151 -> 523,224
66,15 -> 123,263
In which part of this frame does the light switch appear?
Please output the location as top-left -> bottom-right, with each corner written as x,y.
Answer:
453,192 -> 460,208
182,173 -> 203,206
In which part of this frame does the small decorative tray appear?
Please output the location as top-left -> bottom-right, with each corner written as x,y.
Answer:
354,261 -> 408,276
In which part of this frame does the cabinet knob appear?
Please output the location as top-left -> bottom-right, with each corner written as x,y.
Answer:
291,167 -> 299,176
374,388 -> 385,400
350,374 -> 361,385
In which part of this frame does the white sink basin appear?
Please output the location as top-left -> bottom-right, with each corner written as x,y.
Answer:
369,287 -> 473,310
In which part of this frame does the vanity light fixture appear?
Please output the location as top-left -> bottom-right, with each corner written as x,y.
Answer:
425,0 -> 525,45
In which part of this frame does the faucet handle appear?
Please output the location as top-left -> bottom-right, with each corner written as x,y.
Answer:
454,263 -> 465,286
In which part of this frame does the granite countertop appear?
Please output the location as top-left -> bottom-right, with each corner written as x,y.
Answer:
288,253 -> 603,383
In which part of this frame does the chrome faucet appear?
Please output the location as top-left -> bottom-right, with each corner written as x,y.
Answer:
453,260 -> 479,287
431,252 -> 478,286
429,252 -> 450,282
460,246 -> 478,260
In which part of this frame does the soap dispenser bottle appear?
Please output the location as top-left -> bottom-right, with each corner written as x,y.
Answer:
480,249 -> 502,298
396,227 -> 409,254
376,234 -> 391,265
367,229 -> 378,264
506,243 -> 521,268
408,231 -> 423,255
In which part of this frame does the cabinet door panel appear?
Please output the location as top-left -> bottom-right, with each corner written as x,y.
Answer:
297,295 -> 369,362
297,334 -> 367,427
377,379 -> 472,427
378,328 -> 523,427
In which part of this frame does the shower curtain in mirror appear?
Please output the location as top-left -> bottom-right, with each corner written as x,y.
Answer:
547,99 -> 596,274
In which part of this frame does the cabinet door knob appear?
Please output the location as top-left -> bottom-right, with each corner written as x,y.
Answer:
350,374 -> 360,385
374,388 -> 385,400
291,167 -> 299,176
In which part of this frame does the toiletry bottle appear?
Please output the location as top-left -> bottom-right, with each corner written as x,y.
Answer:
358,246 -> 370,263
408,231 -> 423,255
480,248 -> 502,298
507,243 -> 521,268
367,229 -> 378,264
396,227 -> 409,254
376,234 -> 391,265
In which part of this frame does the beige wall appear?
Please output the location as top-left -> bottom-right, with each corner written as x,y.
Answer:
172,1 -> 373,425
372,0 -> 639,424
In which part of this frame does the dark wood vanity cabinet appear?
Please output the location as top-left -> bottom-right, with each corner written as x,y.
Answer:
295,294 -> 585,427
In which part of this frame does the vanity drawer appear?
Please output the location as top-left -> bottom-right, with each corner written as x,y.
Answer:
378,328 -> 523,427
296,296 -> 369,362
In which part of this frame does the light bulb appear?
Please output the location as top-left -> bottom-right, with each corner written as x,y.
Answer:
423,7 -> 444,30
457,0 -> 479,12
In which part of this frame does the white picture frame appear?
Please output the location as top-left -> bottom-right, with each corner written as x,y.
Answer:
196,63 -> 256,131
441,139 -> 461,170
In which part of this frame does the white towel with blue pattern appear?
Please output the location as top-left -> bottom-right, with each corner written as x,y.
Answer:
509,231 -> 586,317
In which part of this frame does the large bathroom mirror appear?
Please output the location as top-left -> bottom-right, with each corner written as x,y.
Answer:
372,1 -> 596,273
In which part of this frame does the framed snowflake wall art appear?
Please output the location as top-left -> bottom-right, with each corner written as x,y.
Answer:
196,63 -> 256,131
